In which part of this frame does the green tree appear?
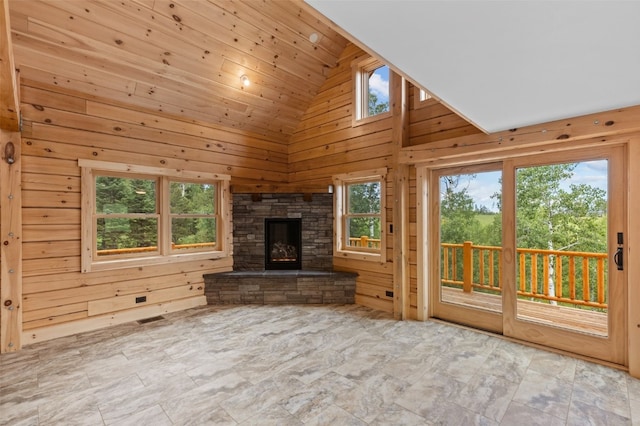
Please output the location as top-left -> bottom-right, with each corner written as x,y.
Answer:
368,92 -> 389,116
440,175 -> 482,243
348,182 -> 381,241
95,176 -> 157,251
507,164 -> 607,305
170,182 -> 216,245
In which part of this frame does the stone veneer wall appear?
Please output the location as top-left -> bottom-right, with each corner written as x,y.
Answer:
232,193 -> 333,270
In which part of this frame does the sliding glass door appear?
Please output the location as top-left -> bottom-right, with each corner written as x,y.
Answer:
429,146 -> 627,364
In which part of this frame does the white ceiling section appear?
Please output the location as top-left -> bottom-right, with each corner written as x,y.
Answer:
304,1 -> 640,133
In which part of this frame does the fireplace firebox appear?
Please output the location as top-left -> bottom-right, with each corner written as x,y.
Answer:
265,218 -> 302,270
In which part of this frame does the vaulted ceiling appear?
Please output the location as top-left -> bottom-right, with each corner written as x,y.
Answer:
305,0 -> 640,133
7,0 -> 349,141
11,1 -> 637,141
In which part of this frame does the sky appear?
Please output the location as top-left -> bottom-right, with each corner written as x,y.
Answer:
369,65 -> 390,105
455,160 -> 609,213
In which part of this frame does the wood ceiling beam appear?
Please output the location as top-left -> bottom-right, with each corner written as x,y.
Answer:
399,104 -> 640,166
0,0 -> 20,131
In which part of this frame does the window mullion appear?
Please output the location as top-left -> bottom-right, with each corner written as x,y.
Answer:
159,177 -> 171,255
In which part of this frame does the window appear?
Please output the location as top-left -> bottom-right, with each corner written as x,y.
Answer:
80,160 -> 230,272
353,57 -> 391,123
95,175 -> 159,257
414,86 -> 434,109
419,89 -> 432,102
334,168 -> 387,262
170,181 -> 217,251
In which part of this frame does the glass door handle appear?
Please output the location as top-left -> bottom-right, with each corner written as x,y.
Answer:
614,247 -> 624,271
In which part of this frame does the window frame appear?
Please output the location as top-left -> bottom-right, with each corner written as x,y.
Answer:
333,168 -> 387,263
352,57 -> 392,125
80,159 -> 230,273
413,85 -> 436,110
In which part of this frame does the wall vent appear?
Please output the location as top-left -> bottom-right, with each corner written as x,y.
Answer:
137,316 -> 165,325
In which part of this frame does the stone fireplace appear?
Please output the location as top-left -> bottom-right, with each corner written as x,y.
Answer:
231,193 -> 333,271
204,192 -> 356,305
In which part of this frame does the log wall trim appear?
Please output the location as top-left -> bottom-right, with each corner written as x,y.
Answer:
628,137 -> 640,378
0,0 -> 20,131
391,71 -> 410,320
1,130 -> 22,352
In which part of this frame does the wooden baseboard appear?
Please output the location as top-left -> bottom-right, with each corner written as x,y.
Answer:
22,296 -> 206,345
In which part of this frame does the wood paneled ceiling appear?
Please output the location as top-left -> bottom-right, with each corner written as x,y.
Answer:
7,0 -> 348,142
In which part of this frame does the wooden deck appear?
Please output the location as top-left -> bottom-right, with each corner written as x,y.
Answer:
441,287 -> 608,336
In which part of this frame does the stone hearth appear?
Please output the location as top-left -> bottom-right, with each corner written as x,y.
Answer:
204,270 -> 356,305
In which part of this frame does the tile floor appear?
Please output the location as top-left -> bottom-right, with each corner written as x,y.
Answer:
1,304 -> 638,425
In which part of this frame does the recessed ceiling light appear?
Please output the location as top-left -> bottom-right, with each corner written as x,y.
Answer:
240,74 -> 250,87
309,32 -> 319,43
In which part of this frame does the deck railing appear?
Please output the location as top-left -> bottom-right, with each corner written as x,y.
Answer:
97,242 -> 216,256
441,241 -> 608,309
348,236 -> 381,249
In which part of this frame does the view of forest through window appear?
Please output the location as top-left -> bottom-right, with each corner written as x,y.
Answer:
346,181 -> 381,249
440,161 -> 609,311
95,176 -> 217,256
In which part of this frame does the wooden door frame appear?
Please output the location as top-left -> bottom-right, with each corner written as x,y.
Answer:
415,139 -> 633,372
503,146 -> 627,365
427,163 -> 503,333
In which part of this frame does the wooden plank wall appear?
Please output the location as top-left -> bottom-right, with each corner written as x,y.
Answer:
18,79 -> 289,344
288,43 -> 394,312
408,89 -> 482,146
404,89 -> 481,317
288,43 -> 479,313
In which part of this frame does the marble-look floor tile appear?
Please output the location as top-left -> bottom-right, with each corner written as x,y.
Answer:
368,403 -> 430,425
240,404 -> 302,425
1,304 -> 638,426
480,340 -> 535,384
511,369 -> 572,419
430,348 -> 490,384
37,374 -> 145,426
628,375 -> 640,413
219,374 -> 304,423
527,351 -> 576,382
278,386 -> 335,423
335,373 -> 411,423
109,404 -> 172,426
416,399 -> 497,426
378,351 -> 439,384
572,360 -> 631,418
450,373 -> 519,422
395,370 -> 467,418
286,348 -> 346,384
304,404 -> 368,425
567,399 -> 631,425
97,373 -> 196,425
0,374 -> 41,421
501,401 -> 565,426
1,414 -> 39,426
161,371 -> 250,422
630,400 -> 639,426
